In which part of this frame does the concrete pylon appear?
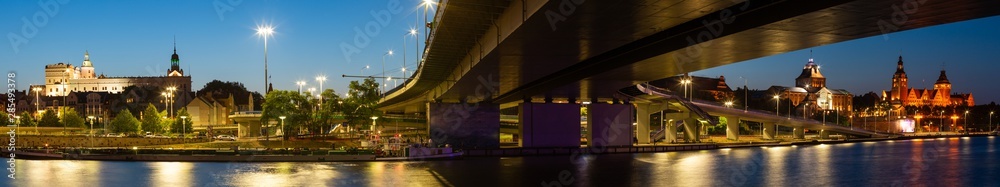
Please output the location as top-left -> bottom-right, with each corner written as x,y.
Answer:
819,129 -> 830,139
725,116 -> 739,141
793,127 -> 805,139
762,123 -> 776,140
635,103 -> 653,144
519,102 -> 581,148
664,119 -> 677,143
587,103 -> 633,147
682,118 -> 700,142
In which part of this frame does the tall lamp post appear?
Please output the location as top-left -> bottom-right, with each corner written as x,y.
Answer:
772,95 -> 780,116
296,81 -> 306,94
381,51 -> 393,94
964,110 -> 969,134
88,116 -> 95,147
180,115 -> 187,147
279,116 -> 286,148
421,0 -> 436,43
256,24 -> 275,94
990,111 -> 994,132
939,110 -> 945,133
316,75 -> 327,104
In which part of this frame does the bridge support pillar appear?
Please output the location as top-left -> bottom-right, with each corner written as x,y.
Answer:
635,103 -> 654,144
793,127 -> 805,139
682,118 -> 701,143
819,129 -> 830,139
519,102 -> 581,148
587,103 -> 634,147
664,119 -> 678,143
724,116 -> 739,141
762,123 -> 776,140
427,102 -> 500,149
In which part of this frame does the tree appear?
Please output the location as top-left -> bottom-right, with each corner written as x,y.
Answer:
62,108 -> 86,128
340,78 -> 382,131
312,89 -> 342,133
38,109 -> 61,127
261,90 -> 310,140
170,108 -> 193,134
141,104 -> 163,133
110,109 -> 141,134
0,112 -> 10,126
17,112 -> 35,127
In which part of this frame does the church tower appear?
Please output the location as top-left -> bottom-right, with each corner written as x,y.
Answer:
890,56 -> 907,104
167,38 -> 184,77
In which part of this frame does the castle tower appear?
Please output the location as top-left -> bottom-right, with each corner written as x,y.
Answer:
80,51 -> 96,79
890,56 -> 907,104
933,70 -> 951,106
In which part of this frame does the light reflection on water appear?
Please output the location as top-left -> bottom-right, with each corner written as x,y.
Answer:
4,137 -> 997,186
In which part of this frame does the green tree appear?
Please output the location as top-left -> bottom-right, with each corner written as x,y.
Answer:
0,112 -> 10,126
313,89 -> 342,133
17,112 -> 35,127
261,90 -> 310,140
141,104 -> 163,133
38,109 -> 61,127
340,78 -> 382,131
110,109 -> 141,134
170,108 -> 193,134
61,108 -> 86,128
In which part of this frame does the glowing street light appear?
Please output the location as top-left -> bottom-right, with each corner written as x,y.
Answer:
180,115 -> 188,146
990,111 -> 994,133
316,75 -> 327,104
296,81 -> 306,94
724,101 -> 733,108
381,50 -> 393,94
421,0 -> 437,42
279,116 -> 286,148
772,95 -> 780,116
88,115 -> 95,147
964,110 -> 969,133
256,23 -> 275,94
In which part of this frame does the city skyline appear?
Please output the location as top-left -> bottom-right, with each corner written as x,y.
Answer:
3,1 -> 1000,104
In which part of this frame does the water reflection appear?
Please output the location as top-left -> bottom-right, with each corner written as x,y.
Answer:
4,137 -> 997,186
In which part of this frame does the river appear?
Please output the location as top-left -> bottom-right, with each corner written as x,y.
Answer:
3,136 -> 997,186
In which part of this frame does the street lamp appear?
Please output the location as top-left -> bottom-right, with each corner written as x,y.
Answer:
990,111 -> 994,132
180,116 -> 187,146
32,87 -> 41,116
381,50 -> 393,94
772,95 -> 780,116
724,101 -> 733,108
951,115 -> 959,133
296,81 -> 306,94
316,75 -> 327,104
964,110 -> 969,134
279,116 -> 286,148
939,110 -> 945,133
421,0 -> 437,43
88,115 -> 95,147
256,23 -> 275,94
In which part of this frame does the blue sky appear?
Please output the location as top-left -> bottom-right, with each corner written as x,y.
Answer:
2,1 -> 999,104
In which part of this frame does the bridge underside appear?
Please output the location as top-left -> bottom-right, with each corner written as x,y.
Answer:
380,0 -> 1000,114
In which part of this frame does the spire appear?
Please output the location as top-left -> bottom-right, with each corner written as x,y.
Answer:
82,50 -> 93,67
173,35 -> 177,54
936,69 -> 950,84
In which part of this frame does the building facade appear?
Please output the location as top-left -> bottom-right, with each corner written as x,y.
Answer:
882,56 -> 974,107
769,58 -> 853,115
43,47 -> 192,97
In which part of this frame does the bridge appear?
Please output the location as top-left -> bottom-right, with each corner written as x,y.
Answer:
377,0 -> 1000,149
630,83 -> 885,144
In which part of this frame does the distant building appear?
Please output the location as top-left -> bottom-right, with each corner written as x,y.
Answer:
43,46 -> 192,97
768,58 -> 853,115
882,56 -> 974,107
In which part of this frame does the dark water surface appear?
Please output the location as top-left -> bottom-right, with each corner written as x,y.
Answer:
4,136 -> 997,186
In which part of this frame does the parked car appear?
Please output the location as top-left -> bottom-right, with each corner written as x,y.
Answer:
215,135 -> 237,141
102,133 -> 123,137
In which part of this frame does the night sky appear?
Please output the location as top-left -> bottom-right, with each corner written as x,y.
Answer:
3,1 -> 998,104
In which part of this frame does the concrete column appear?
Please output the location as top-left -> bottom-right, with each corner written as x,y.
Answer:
725,116 -> 739,141
587,103 -> 633,147
793,127 -> 805,139
635,103 -> 652,144
819,129 -> 830,139
762,123 -> 776,140
427,102 -> 500,149
519,102 -> 581,148
664,119 -> 678,143
682,118 -> 700,142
